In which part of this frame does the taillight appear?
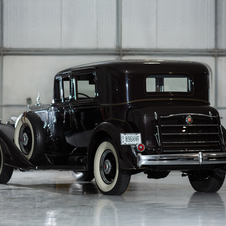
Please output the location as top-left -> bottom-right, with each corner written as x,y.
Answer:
137,143 -> 145,152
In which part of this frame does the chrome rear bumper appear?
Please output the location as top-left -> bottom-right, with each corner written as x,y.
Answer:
137,152 -> 226,168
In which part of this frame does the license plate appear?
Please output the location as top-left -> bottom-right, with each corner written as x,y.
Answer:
120,133 -> 141,145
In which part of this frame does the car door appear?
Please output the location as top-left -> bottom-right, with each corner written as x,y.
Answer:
62,70 -> 99,149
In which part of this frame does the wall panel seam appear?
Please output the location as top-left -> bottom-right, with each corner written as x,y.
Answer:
0,48 -> 226,56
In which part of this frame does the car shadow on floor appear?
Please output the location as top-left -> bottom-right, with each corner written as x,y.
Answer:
7,181 -> 99,195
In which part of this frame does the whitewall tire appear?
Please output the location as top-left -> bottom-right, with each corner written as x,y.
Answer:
94,139 -> 131,195
14,112 -> 45,164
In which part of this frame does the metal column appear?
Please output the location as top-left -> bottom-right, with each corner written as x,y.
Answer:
0,0 -> 3,119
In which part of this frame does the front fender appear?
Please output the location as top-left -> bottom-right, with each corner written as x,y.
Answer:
0,123 -> 34,169
87,119 -> 137,170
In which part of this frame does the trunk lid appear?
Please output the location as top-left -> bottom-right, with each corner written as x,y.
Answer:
127,105 -> 224,154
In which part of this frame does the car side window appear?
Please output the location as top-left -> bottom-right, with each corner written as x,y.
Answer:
146,75 -> 193,93
58,77 -> 76,102
56,71 -> 97,103
76,73 -> 96,99
63,80 -> 70,99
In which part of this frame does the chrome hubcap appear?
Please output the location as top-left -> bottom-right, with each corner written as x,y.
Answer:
103,159 -> 112,175
22,133 -> 29,146
100,149 -> 116,184
19,124 -> 32,155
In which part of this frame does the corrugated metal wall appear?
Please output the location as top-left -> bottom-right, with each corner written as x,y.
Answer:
3,0 -> 117,48
122,0 -> 215,49
0,0 -> 226,125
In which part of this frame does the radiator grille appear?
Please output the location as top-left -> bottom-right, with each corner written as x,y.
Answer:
154,112 -> 224,153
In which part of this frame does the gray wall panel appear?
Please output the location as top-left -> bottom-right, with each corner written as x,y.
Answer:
218,0 -> 226,49
217,57 -> 226,108
122,0 -> 214,49
122,0 -> 157,48
2,55 -> 117,121
4,0 -> 62,48
157,0 -> 214,49
4,0 -> 117,49
62,0 -> 116,48
218,109 -> 226,128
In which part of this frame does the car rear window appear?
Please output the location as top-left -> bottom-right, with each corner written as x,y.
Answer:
146,75 -> 193,93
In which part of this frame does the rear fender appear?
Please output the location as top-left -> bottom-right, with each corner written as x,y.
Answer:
87,119 -> 137,171
0,123 -> 34,169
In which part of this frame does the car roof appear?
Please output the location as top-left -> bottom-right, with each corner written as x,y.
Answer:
56,60 -> 209,76
54,60 -> 210,105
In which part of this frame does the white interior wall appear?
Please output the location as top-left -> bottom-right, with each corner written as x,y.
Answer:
4,0 -> 62,48
122,0 -> 214,49
217,57 -> 226,127
3,0 -> 116,48
218,0 -> 226,49
1,0 -> 226,126
2,55 -> 117,121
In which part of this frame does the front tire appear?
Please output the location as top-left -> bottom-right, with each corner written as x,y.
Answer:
188,170 -> 225,193
14,112 -> 45,164
0,142 -> 13,184
94,139 -> 131,195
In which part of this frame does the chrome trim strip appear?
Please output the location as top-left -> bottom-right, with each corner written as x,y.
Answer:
162,132 -> 219,136
99,98 -> 209,106
161,124 -> 218,127
162,149 -> 220,153
160,112 -> 217,119
163,141 -> 219,144
154,125 -> 161,147
137,152 -> 226,167
220,125 -> 225,146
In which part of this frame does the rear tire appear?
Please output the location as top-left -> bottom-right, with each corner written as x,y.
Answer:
0,142 -> 13,184
14,112 -> 45,164
94,139 -> 131,195
188,170 -> 225,192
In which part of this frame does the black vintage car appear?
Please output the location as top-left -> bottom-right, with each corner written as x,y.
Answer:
1,60 -> 226,195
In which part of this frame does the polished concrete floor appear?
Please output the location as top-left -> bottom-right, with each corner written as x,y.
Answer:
0,170 -> 226,226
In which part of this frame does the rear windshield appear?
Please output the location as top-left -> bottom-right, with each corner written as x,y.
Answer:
146,75 -> 193,93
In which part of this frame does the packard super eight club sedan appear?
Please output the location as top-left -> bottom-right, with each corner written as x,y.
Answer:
0,60 -> 226,195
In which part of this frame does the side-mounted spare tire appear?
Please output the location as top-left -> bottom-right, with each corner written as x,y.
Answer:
14,112 -> 46,164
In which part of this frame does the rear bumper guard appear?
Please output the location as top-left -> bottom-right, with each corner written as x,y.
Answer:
137,152 -> 226,168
